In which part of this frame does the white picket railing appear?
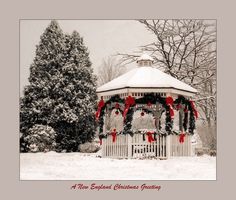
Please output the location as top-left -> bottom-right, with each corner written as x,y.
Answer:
169,134 -> 192,156
101,134 -> 192,159
102,134 -> 129,158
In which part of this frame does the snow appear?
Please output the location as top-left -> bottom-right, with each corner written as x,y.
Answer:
136,53 -> 154,62
20,151 -> 216,180
97,66 -> 197,94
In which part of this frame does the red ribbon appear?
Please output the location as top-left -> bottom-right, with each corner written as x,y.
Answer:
184,107 -> 188,113
166,96 -> 174,119
179,132 -> 185,143
189,100 -> 198,119
115,103 -> 120,109
176,104 -> 181,110
123,96 -> 135,120
95,98 -> 105,121
146,131 -> 155,143
99,138 -> 102,145
147,102 -> 152,107
111,129 -> 117,143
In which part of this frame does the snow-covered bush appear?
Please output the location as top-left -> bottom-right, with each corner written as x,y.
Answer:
25,125 -> 56,152
209,150 -> 216,156
195,148 -> 204,156
78,142 -> 100,153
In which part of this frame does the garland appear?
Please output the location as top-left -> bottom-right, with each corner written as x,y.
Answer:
183,106 -> 189,131
96,93 -> 197,137
123,106 -> 135,136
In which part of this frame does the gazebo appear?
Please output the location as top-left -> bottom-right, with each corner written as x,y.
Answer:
96,54 -> 198,159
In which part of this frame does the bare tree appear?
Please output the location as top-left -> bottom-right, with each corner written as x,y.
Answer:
118,20 -> 216,126
97,56 -> 127,86
97,56 -> 127,131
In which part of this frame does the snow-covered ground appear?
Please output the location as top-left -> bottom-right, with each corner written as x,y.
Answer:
20,151 -> 216,180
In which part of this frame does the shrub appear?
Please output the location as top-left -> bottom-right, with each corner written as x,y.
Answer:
209,150 -> 217,156
195,148 -> 204,156
78,142 -> 100,153
25,124 -> 56,152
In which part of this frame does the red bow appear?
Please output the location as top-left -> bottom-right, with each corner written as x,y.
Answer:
176,104 -> 181,110
146,132 -> 155,143
111,129 -> 117,143
166,96 -> 174,118
147,102 -> 152,107
184,107 -> 188,113
189,100 -> 198,119
179,132 -> 185,143
95,98 -> 105,121
123,96 -> 135,120
115,103 -> 120,109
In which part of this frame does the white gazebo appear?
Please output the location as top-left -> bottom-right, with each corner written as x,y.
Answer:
96,54 -> 198,159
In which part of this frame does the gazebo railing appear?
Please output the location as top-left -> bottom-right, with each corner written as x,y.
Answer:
101,134 -> 192,159
169,134 -> 192,156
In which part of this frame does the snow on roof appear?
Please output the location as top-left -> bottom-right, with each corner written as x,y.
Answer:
136,53 -> 154,62
97,66 -> 198,94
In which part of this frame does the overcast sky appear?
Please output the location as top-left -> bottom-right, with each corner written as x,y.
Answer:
20,20 -> 156,94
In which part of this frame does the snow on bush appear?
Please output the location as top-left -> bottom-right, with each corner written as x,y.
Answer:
25,125 -> 56,152
78,142 -> 100,153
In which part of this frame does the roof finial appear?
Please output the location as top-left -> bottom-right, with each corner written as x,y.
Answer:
137,53 -> 154,67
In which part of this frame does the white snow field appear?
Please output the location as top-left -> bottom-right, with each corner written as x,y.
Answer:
20,151 -> 216,180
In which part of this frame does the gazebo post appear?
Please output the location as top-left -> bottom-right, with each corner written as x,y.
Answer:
127,91 -> 132,159
154,102 -> 161,133
104,103 -> 112,134
154,102 -> 168,159
127,135 -> 132,158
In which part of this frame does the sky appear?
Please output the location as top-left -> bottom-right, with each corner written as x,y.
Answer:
20,20 -> 156,94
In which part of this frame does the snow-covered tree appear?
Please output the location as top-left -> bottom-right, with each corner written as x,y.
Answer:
118,20 -> 216,126
53,31 -> 97,152
97,56 -> 126,131
117,20 -> 216,149
97,56 -> 126,86
20,20 -> 65,152
20,21 -> 97,152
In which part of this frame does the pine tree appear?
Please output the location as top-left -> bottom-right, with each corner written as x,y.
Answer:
20,20 -> 65,151
53,31 -> 97,151
20,21 -> 97,152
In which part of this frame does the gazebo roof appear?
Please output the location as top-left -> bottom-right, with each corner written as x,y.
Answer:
136,53 -> 154,62
97,66 -> 197,94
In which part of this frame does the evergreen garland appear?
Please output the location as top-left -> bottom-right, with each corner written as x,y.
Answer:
188,102 -> 196,134
123,106 -> 135,136
165,105 -> 173,134
98,106 -> 106,134
96,94 -> 197,137
183,108 -> 189,131
189,111 -> 195,134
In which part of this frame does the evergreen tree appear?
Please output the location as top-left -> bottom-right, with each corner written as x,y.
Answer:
20,20 -> 65,152
20,21 -> 97,152
53,31 -> 97,151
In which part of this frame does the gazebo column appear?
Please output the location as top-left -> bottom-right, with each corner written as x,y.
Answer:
154,103 -> 169,159
154,102 -> 162,132
104,103 -> 112,133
